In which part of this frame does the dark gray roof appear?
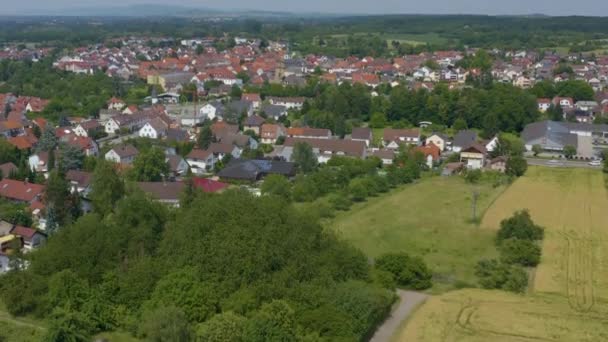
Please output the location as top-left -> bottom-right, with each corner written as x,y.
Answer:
453,130 -> 477,148
166,128 -> 189,142
218,159 -> 295,181
521,121 -> 577,148
260,104 -> 287,118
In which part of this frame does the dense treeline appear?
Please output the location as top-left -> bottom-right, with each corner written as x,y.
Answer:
0,187 -> 397,341
2,15 -> 608,53
0,58 -> 139,121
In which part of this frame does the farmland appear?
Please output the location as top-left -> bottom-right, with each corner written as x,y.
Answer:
397,166 -> 608,341
329,176 -> 506,293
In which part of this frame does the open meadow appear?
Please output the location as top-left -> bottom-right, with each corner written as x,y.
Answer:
398,166 -> 608,341
329,176 -> 506,293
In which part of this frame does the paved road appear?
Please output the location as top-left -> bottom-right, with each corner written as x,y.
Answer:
369,290 -> 429,342
525,157 -> 602,169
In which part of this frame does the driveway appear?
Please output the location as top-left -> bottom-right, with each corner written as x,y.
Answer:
369,290 -> 429,342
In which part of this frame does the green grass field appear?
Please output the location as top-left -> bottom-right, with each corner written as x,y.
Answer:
398,166 -> 608,341
328,176 -> 507,293
0,300 -> 46,342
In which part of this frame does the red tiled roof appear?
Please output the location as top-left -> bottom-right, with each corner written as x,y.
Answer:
192,177 -> 229,193
0,179 -> 44,202
11,225 -> 39,239
187,149 -> 212,160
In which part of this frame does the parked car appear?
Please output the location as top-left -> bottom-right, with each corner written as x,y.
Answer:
589,160 -> 602,167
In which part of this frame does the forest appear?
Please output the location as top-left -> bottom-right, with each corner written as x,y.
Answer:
0,155 -> 432,341
2,15 -> 608,54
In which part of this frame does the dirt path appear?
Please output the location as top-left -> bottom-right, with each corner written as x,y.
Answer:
0,311 -> 45,330
370,290 -> 429,342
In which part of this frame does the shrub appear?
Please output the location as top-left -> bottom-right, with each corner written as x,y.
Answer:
464,169 -> 482,184
327,192 -> 352,211
506,156 -> 528,177
375,252 -> 433,290
496,210 -> 544,244
475,259 -> 528,293
348,178 -> 369,202
499,238 -> 541,267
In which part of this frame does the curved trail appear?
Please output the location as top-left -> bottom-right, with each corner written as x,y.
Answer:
370,290 -> 428,342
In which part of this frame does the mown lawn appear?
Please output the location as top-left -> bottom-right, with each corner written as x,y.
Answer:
328,176 -> 506,293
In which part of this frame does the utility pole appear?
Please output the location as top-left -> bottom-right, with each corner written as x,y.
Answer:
471,188 -> 480,222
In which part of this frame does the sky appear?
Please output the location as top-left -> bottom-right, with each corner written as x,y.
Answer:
3,0 -> 608,16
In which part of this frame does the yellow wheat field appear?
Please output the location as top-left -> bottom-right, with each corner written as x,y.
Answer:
397,166 -> 608,341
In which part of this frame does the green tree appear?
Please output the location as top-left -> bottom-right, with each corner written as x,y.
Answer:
496,210 -> 544,244
60,143 -> 85,171
564,145 -> 576,159
506,156 -> 528,177
139,306 -> 193,342
452,118 -> 467,131
129,148 -> 170,182
291,142 -> 317,174
369,112 -> 387,128
499,238 -> 541,267
90,159 -> 125,216
44,307 -> 94,342
196,312 -> 247,342
532,144 -> 542,156
464,169 -> 482,184
375,252 -> 432,290
261,174 -> 291,200
245,300 -> 297,342
197,125 -> 214,149
475,259 -> 528,293
37,125 -> 58,152
44,168 -> 72,227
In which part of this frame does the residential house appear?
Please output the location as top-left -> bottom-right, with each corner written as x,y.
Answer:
260,123 -> 286,144
284,137 -> 367,163
104,114 -> 148,134
552,96 -> 574,109
139,117 -> 168,139
166,154 -> 189,178
0,178 -> 45,208
66,170 -> 93,196
460,143 -> 487,169
63,135 -> 99,157
414,143 -> 441,168
372,149 -> 396,165
350,127 -> 372,147
105,145 -> 139,164
186,149 -> 215,175
192,177 -> 229,193
383,128 -> 421,149
10,225 -> 46,251
487,156 -> 508,173
107,97 -> 126,111
166,128 -> 189,143
243,115 -> 265,135
241,93 -> 262,109
73,120 -> 102,138
425,133 -> 449,151
137,182 -> 184,207
287,127 -> 332,139
200,102 -> 222,121
218,159 -> 296,181
537,98 -> 551,112
267,97 -> 305,110
260,103 -> 288,119
452,130 -> 478,152
576,101 -> 599,111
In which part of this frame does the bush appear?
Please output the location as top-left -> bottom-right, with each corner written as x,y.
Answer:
375,252 -> 433,290
464,169 -> 482,183
475,259 -> 528,293
499,238 -> 541,267
496,210 -> 544,244
327,192 -> 352,211
348,178 -> 369,202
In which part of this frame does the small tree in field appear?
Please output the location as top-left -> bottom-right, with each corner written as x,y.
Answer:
506,156 -> 528,177
496,210 -> 544,244
532,144 -> 542,156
